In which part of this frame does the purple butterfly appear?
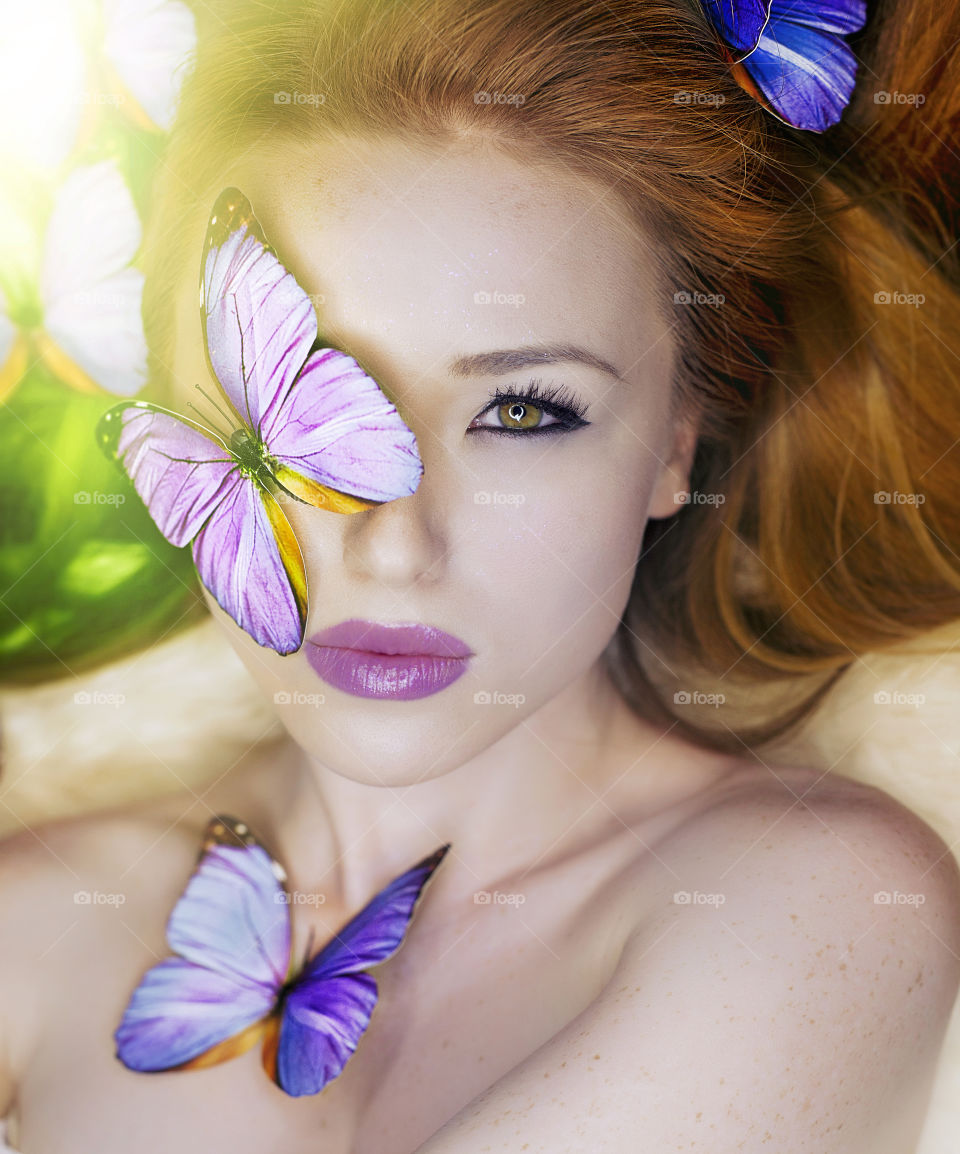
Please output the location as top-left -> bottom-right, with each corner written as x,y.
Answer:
97,187 -> 423,655
114,814 -> 450,1097
701,0 -> 868,132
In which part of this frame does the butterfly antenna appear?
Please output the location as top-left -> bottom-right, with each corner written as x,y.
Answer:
193,381 -> 240,428
185,399 -> 232,443
190,385 -> 242,441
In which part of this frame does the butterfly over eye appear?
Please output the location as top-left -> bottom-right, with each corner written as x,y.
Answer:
96,186 -> 424,657
469,378 -> 591,437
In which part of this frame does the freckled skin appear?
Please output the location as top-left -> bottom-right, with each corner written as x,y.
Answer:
1,137 -> 959,1154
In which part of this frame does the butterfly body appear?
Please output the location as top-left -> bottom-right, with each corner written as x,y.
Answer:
223,421 -> 329,505
229,426 -> 271,478
114,814 -> 450,1097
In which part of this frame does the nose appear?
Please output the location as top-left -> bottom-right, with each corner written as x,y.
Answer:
338,446 -> 450,588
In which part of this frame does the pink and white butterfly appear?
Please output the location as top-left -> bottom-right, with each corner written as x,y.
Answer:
98,187 -> 423,655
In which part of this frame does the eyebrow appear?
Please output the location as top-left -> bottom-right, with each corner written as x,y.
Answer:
446,342 -> 624,383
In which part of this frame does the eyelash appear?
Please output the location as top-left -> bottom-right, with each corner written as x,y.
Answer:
470,378 -> 591,438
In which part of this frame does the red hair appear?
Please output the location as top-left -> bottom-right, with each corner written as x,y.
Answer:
141,0 -> 960,750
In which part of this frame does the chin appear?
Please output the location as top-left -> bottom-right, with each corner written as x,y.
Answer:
275,709 -> 479,786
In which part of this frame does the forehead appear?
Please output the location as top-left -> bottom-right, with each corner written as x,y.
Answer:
174,133 -> 672,393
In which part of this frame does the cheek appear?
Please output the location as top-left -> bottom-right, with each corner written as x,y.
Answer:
506,430 -> 659,578
461,440 -> 654,674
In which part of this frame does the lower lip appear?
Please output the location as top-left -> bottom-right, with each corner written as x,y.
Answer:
306,646 -> 470,701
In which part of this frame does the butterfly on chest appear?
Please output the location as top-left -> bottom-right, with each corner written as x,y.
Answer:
114,814 -> 451,1098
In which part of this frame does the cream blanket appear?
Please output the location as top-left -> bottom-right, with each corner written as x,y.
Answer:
2,619 -> 958,1151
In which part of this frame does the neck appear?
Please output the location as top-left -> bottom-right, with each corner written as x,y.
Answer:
244,662 -> 670,910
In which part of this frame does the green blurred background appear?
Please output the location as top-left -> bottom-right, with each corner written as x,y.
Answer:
0,0 -> 206,687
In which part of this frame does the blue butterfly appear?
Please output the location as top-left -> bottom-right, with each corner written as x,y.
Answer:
114,814 -> 450,1097
701,0 -> 868,132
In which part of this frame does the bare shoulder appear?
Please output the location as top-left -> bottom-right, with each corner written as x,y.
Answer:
412,762 -> 960,1153
623,760 -> 960,1145
0,799 -> 210,913
667,759 -> 960,917
0,798 -> 211,952
650,759 -> 960,995
0,802 -> 206,1110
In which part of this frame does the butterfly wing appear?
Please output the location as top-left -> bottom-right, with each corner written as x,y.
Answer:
267,972 -> 379,1098
101,0 -> 197,132
115,815 -> 291,1072
261,345 -> 424,509
114,956 -> 279,1072
41,160 -> 148,395
265,844 -> 451,1097
701,0 -> 770,52
165,815 -> 293,988
200,187 -> 422,511
303,844 -> 451,981
190,462 -> 308,654
200,186 -> 306,433
99,401 -> 308,653
735,0 -> 867,131
98,401 -> 237,547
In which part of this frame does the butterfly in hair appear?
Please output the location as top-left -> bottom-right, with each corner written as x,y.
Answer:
700,0 -> 868,132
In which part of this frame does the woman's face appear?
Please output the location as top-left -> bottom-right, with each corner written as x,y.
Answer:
167,133 -> 696,785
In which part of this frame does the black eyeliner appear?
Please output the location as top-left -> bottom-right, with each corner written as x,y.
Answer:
472,377 -> 591,437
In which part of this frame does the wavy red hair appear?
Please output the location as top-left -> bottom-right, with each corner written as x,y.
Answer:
140,0 -> 960,750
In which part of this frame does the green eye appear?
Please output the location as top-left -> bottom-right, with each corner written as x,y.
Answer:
469,379 -> 590,438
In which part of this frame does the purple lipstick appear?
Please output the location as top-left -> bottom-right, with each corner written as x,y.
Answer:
306,619 -> 473,701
